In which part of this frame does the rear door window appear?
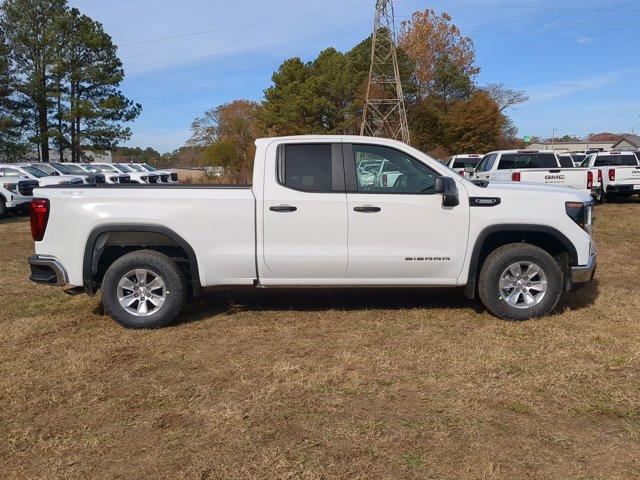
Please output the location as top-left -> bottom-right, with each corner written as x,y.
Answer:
558,155 -> 574,168
498,153 -> 558,169
282,144 -> 333,192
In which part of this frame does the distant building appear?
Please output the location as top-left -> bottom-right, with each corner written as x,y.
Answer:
527,140 -> 615,153
611,135 -> 640,151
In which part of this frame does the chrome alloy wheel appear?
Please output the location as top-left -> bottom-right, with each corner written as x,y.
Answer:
498,261 -> 548,309
117,269 -> 166,317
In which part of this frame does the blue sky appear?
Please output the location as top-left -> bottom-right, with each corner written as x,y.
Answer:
69,0 -> 640,153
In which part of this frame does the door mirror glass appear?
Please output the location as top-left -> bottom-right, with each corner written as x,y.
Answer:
435,177 -> 459,207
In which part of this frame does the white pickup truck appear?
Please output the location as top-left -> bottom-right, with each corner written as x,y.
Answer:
28,136 -> 597,328
473,150 -> 600,200
580,151 -> 640,200
446,154 -> 483,178
0,175 -> 38,216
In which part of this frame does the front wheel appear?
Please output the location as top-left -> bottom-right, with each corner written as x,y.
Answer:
102,250 -> 186,329
478,244 -> 563,321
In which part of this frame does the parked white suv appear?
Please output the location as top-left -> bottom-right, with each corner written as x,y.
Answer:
28,136 -> 597,329
92,163 -> 158,184
129,163 -> 178,183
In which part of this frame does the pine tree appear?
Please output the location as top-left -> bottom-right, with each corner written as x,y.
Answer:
0,29 -> 27,160
0,0 -> 67,162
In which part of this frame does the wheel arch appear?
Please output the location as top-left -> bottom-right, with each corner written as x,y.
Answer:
83,224 -> 201,297
464,224 -> 578,299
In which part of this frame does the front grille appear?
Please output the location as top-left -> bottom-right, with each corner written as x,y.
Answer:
18,180 -> 38,196
119,175 -> 131,184
160,174 -> 170,183
170,173 -> 178,182
95,174 -> 106,184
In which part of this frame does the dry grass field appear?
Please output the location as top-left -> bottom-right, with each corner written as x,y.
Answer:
1,199 -> 639,479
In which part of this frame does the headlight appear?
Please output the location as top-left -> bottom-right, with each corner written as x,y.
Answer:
566,201 -> 594,235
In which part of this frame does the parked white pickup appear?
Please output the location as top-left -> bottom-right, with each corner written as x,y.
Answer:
472,150 -> 600,199
581,151 -> 640,200
0,174 -> 38,216
447,154 -> 484,178
28,136 -> 597,328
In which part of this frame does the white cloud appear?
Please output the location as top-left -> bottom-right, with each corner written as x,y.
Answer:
526,70 -> 635,103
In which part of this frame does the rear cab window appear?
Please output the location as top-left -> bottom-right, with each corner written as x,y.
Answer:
557,155 -> 574,168
497,153 -> 558,170
593,155 -> 639,167
452,157 -> 482,169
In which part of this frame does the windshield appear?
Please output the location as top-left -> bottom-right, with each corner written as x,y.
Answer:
21,166 -> 48,178
142,163 -> 157,172
114,164 -> 133,173
127,164 -> 145,172
95,164 -> 118,173
32,163 -> 58,175
593,155 -> 639,167
56,163 -> 86,174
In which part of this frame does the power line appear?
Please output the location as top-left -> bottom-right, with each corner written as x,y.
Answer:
120,4 -> 373,46
98,0 -> 217,17
123,18 -> 372,60
396,1 -> 640,15
127,27 -> 372,70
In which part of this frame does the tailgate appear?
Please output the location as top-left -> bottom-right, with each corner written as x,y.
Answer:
519,169 -> 589,189
616,166 -> 640,184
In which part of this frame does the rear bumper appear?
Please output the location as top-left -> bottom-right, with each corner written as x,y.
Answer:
606,184 -> 640,193
571,253 -> 597,284
28,255 -> 68,286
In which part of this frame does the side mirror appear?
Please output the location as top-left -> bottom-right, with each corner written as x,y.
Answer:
435,177 -> 460,207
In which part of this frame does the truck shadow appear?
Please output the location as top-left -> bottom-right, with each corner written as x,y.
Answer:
179,281 -> 600,325
0,213 -> 29,225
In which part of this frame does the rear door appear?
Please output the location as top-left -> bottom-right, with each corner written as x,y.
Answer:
344,143 -> 469,284
261,143 -> 349,281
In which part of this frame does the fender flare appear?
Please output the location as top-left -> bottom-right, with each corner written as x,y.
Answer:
463,224 -> 579,299
82,224 -> 201,296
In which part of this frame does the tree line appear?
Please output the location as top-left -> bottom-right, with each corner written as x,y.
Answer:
0,0 -> 140,162
181,9 -> 529,179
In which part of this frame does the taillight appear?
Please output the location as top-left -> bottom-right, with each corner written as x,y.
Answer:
587,171 -> 593,189
608,169 -> 616,181
511,172 -> 521,182
30,198 -> 50,241
382,174 -> 388,187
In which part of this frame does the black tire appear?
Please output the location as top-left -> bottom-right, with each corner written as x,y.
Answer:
478,243 -> 563,321
102,250 -> 186,329
0,198 -> 6,217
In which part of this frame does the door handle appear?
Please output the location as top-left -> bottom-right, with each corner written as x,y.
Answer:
270,205 -> 297,213
353,206 -> 381,213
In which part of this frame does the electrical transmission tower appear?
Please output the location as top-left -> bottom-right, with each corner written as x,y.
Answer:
360,0 -> 410,144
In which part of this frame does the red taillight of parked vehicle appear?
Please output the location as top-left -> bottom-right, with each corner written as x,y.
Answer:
382,174 -> 388,187
30,199 -> 50,241
511,172 -> 521,182
609,169 -> 616,181
587,171 -> 593,189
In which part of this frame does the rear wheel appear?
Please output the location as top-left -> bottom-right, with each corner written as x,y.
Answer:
102,250 -> 186,329
478,243 -> 563,321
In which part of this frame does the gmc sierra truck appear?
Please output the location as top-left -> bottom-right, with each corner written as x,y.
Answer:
28,136 -> 597,328
472,150 -> 600,199
580,151 -> 640,200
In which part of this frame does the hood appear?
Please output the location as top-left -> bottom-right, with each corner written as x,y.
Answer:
38,175 -> 85,186
470,180 -> 592,202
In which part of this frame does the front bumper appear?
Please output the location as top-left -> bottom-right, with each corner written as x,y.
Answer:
28,255 -> 68,286
571,253 -> 597,284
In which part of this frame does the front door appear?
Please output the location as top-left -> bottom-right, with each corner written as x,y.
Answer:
261,143 -> 348,281
345,144 -> 469,284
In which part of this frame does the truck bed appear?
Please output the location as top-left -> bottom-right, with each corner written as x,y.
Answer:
34,185 -> 257,287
